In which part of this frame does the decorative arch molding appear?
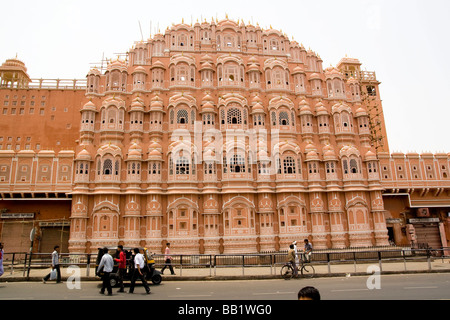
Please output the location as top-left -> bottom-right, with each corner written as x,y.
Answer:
339,145 -> 361,158
268,96 -> 294,111
167,139 -> 199,158
218,93 -> 248,108
100,97 -> 126,111
273,140 -> 301,156
92,200 -> 120,214
331,102 -> 352,115
264,57 -> 289,70
167,197 -> 199,212
96,144 -> 123,158
168,92 -> 197,109
345,197 -> 369,210
277,195 -> 306,209
222,195 -> 255,211
216,54 -> 245,67
169,53 -> 196,67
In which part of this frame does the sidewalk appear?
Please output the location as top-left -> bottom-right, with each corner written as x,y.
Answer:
2,259 -> 450,282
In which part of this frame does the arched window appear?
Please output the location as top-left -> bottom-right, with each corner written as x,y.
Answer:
230,154 -> 245,173
103,159 -> 112,175
350,159 -> 358,174
279,111 -> 290,126
283,157 -> 296,174
227,108 -> 242,124
343,160 -> 348,174
177,109 -> 188,124
176,157 -> 190,175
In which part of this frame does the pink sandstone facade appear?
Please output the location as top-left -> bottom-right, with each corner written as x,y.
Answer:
0,18 -> 449,254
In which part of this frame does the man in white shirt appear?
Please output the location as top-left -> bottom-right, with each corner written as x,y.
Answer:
43,246 -> 61,283
129,248 -> 150,294
97,247 -> 114,295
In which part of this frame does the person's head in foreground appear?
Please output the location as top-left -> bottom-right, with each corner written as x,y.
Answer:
298,286 -> 321,300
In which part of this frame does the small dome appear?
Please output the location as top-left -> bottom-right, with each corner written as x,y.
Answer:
82,100 -> 96,111
306,150 -> 320,161
202,93 -> 214,103
364,150 -> 377,161
148,149 -> 163,161
251,102 -> 264,114
299,101 -> 312,115
201,101 -> 215,113
150,60 -> 166,69
132,66 -> 147,74
150,95 -> 164,111
355,107 -> 367,117
87,68 -> 101,76
247,56 -> 259,65
149,140 -> 162,150
76,149 -> 92,161
247,63 -> 260,73
107,59 -> 127,72
292,65 -> 305,74
305,143 -> 316,153
131,97 -> 145,111
200,61 -> 215,71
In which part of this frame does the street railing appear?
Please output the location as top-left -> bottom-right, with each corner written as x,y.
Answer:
2,247 -> 449,280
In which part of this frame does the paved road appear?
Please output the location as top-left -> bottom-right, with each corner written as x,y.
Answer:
0,273 -> 449,300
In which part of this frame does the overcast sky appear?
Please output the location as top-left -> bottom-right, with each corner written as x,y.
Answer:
1,0 -> 449,154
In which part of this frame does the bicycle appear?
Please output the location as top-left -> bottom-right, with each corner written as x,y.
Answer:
281,258 -> 315,280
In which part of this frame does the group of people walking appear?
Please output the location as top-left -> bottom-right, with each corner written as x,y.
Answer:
287,239 -> 313,276
96,242 -> 175,295
97,246 -> 151,295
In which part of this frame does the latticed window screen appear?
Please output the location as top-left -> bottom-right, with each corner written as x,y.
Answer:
343,160 -> 349,174
350,159 -> 358,173
279,111 -> 290,126
115,160 -> 119,175
283,157 -> 296,174
176,157 -> 190,175
230,154 -> 245,173
177,109 -> 188,124
227,108 -> 242,124
103,159 -> 112,175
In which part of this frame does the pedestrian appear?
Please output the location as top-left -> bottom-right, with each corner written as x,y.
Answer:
114,245 -> 126,293
287,244 -> 297,276
129,248 -> 150,294
302,239 -> 313,263
97,247 -> 114,296
43,245 -> 61,283
298,286 -> 321,300
0,243 -> 4,277
161,242 -> 175,275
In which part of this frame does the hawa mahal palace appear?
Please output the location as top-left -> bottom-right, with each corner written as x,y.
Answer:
0,17 -> 449,254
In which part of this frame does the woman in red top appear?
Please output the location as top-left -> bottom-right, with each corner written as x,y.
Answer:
114,245 -> 126,292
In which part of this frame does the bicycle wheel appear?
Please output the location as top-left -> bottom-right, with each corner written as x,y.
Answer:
281,264 -> 294,280
301,264 -> 315,278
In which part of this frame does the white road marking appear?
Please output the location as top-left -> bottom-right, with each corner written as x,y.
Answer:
331,288 -> 370,292
403,286 -> 438,290
168,294 -> 213,298
253,291 -> 295,295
